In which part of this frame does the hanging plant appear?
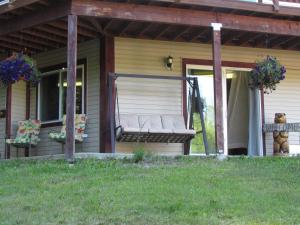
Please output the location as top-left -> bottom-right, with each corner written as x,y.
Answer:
0,53 -> 40,86
249,56 -> 286,94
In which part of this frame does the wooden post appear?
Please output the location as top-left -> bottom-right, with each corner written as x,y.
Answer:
211,23 -> 224,154
272,0 -> 280,11
99,35 -> 115,153
5,84 -> 12,159
65,14 -> 78,162
25,82 -> 31,157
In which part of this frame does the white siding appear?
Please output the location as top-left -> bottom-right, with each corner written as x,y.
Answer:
0,87 -> 6,159
115,38 -> 185,155
116,37 -> 300,155
29,39 -> 100,156
264,69 -> 300,155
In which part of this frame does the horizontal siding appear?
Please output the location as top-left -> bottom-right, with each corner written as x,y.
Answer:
115,38 -> 184,155
116,37 -> 300,155
29,39 -> 100,156
264,69 -> 300,155
10,81 -> 26,157
0,87 -> 6,159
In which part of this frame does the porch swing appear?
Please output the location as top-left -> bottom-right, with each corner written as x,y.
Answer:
108,73 -> 209,154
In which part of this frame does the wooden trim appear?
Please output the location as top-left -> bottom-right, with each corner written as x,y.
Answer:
182,58 -> 267,156
99,35 -> 115,153
71,0 -> 300,37
182,60 -> 189,155
182,58 -> 255,69
38,58 -> 87,126
65,14 -> 78,162
41,121 -> 63,128
25,82 -> 31,157
5,85 -> 12,159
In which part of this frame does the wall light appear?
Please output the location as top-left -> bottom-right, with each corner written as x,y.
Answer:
165,56 -> 173,70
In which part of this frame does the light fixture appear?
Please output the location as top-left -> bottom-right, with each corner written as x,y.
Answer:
165,56 -> 173,70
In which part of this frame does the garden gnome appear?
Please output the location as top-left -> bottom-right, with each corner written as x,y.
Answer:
273,113 -> 289,155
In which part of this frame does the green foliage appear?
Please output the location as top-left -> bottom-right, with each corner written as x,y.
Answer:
1,157 -> 300,224
191,112 -> 216,154
249,56 -> 286,94
132,146 -> 147,163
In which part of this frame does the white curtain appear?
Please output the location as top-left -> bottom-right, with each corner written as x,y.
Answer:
248,88 -> 264,156
227,72 -> 249,149
227,71 -> 263,156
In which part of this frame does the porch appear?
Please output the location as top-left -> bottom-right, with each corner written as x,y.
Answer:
1,0 -> 300,160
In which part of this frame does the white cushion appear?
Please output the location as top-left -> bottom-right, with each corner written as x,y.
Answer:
173,129 -> 196,135
138,115 -> 163,131
161,115 -> 186,130
119,114 -> 139,129
123,127 -> 141,133
149,128 -> 173,134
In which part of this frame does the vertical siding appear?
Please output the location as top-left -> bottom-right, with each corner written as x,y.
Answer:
0,87 -> 6,159
30,39 -> 100,156
116,37 -> 300,155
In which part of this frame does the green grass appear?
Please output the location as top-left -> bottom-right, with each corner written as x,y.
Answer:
1,157 -> 300,225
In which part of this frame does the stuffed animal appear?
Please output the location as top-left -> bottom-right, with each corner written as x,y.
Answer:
274,113 -> 287,124
273,113 -> 289,155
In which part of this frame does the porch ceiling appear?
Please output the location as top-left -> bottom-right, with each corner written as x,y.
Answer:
1,0 -> 300,55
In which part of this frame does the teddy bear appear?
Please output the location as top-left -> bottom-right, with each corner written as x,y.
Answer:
273,113 -> 289,155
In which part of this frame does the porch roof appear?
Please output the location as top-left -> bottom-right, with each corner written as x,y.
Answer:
1,0 -> 300,55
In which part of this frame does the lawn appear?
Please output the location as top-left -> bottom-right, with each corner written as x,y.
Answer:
1,156 -> 300,225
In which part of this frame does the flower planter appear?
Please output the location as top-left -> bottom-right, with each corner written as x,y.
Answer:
249,56 -> 286,94
0,52 -> 40,86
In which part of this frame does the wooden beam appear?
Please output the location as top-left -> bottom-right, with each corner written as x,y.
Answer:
48,20 -> 97,38
174,26 -> 191,41
211,23 -> 224,154
71,0 -> 300,37
0,36 -> 46,51
100,35 -> 115,153
0,1 -> 69,36
65,14 -> 78,163
9,33 -> 58,48
0,0 -> 41,15
22,29 -> 66,45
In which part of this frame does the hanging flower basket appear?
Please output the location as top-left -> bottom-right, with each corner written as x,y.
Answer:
0,53 -> 40,86
249,56 -> 286,94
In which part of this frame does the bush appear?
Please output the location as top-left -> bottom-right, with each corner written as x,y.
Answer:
133,148 -> 145,163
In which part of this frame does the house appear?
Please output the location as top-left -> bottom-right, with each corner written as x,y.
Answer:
1,0 -> 300,161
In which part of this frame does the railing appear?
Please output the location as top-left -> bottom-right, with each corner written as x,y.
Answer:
240,0 -> 300,8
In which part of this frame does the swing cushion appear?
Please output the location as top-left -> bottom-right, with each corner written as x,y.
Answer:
118,114 -> 140,133
116,114 -> 195,143
161,115 -> 196,135
138,115 -> 172,133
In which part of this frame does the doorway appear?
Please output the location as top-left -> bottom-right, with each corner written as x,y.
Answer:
186,64 -> 263,156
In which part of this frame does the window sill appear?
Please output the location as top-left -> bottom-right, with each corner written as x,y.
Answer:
41,121 -> 63,128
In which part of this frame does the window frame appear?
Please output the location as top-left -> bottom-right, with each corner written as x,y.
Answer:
37,59 -> 87,127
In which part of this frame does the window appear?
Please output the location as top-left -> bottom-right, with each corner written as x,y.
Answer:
38,65 -> 85,123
